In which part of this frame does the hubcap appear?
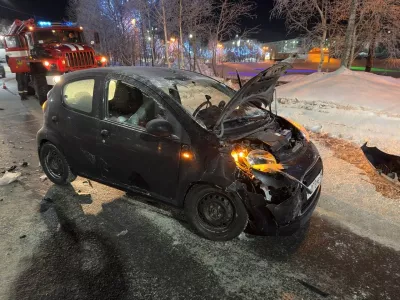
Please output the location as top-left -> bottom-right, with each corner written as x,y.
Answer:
45,149 -> 64,179
198,193 -> 235,229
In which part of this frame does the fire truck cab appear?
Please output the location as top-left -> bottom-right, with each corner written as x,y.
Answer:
2,19 -> 107,104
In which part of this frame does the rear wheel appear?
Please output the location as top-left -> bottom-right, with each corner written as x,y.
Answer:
184,185 -> 248,241
32,73 -> 49,105
39,142 -> 76,185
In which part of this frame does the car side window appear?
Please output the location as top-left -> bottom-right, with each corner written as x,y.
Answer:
106,79 -> 166,128
63,79 -> 95,113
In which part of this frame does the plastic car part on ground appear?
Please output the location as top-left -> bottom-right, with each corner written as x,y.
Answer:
361,143 -> 400,185
0,171 -> 21,185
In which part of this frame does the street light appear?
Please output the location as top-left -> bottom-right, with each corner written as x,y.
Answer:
170,37 -> 176,42
131,19 -> 136,27
189,34 -> 193,39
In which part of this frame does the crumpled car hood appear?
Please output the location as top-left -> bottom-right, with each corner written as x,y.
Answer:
213,62 -> 292,132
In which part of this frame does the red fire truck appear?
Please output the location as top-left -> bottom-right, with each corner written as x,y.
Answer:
2,19 -> 107,103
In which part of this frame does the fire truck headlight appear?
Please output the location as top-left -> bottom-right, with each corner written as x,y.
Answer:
53,76 -> 61,84
43,61 -> 50,67
100,57 -> 107,63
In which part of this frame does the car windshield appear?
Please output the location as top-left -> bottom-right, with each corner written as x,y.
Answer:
157,77 -> 269,130
34,30 -> 84,44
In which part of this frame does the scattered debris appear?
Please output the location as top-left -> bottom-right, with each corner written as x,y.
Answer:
20,162 -> 28,167
0,108 -> 4,110
19,235 -> 26,239
0,199 -> 3,201
310,125 -> 323,133
117,230 -> 128,237
361,143 -> 400,185
7,165 -> 17,172
314,134 -> 400,199
77,191 -> 91,197
297,279 -> 329,297
82,180 -> 94,188
0,172 -> 21,186
40,174 -> 47,182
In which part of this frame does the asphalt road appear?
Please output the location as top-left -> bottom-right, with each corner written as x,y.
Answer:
0,72 -> 399,300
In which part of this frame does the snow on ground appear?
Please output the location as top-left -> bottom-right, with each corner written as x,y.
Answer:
277,66 -> 400,114
275,67 -> 400,155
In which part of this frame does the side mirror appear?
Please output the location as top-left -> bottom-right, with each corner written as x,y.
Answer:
94,32 -> 100,45
145,119 -> 173,137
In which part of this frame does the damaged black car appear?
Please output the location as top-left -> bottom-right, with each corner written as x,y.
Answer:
37,62 -> 323,241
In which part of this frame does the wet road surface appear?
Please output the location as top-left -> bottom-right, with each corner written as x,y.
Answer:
1,74 -> 399,300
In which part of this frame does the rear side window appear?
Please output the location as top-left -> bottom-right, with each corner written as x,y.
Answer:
63,79 -> 95,113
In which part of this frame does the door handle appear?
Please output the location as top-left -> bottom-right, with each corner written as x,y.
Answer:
100,129 -> 109,137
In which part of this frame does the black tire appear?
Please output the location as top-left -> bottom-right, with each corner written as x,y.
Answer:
32,73 -> 49,105
39,142 -> 76,185
184,185 -> 248,241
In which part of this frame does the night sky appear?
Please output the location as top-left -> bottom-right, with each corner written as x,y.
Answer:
0,0 -> 290,42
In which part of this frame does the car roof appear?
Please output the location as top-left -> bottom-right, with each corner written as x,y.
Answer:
64,66 -> 212,84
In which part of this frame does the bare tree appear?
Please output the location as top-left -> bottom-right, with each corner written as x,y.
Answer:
271,0 -> 332,72
181,0 -> 213,71
210,0 -> 256,76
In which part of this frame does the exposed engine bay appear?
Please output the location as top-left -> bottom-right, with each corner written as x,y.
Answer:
217,113 -> 311,205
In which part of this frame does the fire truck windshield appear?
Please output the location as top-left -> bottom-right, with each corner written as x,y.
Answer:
34,30 -> 84,44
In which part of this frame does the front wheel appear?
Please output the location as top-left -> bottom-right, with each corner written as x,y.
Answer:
39,142 -> 77,185
184,185 -> 248,241
32,73 -> 49,105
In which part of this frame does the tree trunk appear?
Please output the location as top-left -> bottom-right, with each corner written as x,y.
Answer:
318,28 -> 327,72
342,0 -> 358,67
348,32 -> 356,68
141,22 -> 148,66
147,10 -> 154,67
212,46 -> 218,76
193,36 -> 197,72
365,37 -> 376,72
161,0 -> 170,68
179,0 -> 185,69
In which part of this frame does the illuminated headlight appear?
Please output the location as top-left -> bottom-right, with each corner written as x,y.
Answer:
100,57 -> 107,63
246,150 -> 284,172
53,76 -> 61,84
231,149 -> 283,174
286,118 -> 310,141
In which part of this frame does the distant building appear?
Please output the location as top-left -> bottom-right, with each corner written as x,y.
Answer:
262,38 -> 303,61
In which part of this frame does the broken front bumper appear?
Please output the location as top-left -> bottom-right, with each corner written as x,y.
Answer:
242,142 -> 323,235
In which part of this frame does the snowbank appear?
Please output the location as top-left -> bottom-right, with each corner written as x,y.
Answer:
274,68 -> 400,154
277,67 -> 400,115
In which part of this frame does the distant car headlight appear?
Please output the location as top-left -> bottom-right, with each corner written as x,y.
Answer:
286,118 -> 310,141
53,76 -> 61,84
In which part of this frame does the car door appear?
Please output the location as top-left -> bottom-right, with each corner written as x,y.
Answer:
97,76 -> 183,202
57,75 -> 102,178
3,35 -> 30,73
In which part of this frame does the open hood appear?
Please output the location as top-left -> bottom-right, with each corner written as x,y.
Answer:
213,62 -> 292,132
